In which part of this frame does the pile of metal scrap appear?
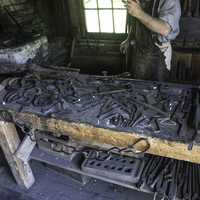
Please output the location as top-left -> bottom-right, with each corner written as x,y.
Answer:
0,66 -> 199,144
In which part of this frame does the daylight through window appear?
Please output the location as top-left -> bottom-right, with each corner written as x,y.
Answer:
83,0 -> 127,33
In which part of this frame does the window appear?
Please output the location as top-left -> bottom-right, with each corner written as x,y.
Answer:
83,0 -> 127,34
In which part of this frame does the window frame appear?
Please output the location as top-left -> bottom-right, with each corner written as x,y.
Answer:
80,0 -> 128,40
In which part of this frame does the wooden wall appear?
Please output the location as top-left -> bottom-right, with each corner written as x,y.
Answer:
172,0 -> 200,83
0,0 -> 23,6
0,0 -> 25,31
35,0 -> 71,39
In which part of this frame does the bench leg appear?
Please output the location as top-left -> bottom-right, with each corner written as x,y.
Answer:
0,112 -> 35,189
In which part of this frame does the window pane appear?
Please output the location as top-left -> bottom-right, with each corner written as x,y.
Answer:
85,10 -> 100,32
98,0 -> 112,8
99,10 -> 113,33
84,0 -> 97,8
114,10 -> 126,33
113,0 -> 125,8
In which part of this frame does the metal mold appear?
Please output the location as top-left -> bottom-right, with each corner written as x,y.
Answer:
82,151 -> 144,184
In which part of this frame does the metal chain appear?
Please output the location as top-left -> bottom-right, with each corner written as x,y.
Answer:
15,120 -> 36,142
42,137 -> 150,161
14,118 -> 150,160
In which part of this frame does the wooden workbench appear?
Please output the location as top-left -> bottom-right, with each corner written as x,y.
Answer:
0,70 -> 199,189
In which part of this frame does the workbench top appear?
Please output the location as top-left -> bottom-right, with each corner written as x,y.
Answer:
0,68 -> 199,163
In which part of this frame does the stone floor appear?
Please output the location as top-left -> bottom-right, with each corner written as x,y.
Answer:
0,160 -> 154,200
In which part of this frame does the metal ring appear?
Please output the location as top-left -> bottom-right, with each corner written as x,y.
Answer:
127,138 -> 150,155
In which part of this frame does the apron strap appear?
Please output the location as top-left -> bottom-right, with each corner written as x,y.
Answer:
152,0 -> 161,45
152,0 -> 160,18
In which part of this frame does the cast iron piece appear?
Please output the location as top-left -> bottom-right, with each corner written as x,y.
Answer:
81,151 -> 144,184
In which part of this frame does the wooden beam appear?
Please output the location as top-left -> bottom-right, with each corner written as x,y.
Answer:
0,112 -> 35,189
14,112 -> 200,164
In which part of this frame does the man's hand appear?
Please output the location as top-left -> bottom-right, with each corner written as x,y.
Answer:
127,0 -> 143,18
126,0 -> 171,37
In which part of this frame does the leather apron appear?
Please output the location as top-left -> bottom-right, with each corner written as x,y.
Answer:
129,0 -> 169,81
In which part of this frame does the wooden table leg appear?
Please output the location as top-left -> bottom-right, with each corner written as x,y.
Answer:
0,111 -> 35,189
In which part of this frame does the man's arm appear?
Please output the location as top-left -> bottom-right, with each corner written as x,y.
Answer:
127,0 -> 171,37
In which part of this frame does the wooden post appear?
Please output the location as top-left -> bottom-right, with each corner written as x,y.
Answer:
0,111 -> 35,189
15,135 -> 36,163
